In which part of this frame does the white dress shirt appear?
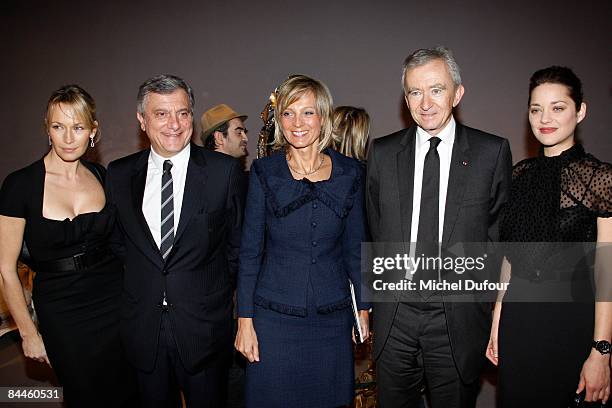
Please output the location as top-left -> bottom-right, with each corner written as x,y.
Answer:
143,144 -> 190,248
409,116 -> 456,246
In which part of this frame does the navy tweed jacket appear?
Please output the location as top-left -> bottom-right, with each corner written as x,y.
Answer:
237,148 -> 370,318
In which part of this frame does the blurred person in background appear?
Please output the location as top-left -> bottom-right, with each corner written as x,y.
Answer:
332,105 -> 370,163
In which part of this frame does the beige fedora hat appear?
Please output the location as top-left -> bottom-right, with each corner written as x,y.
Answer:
201,104 -> 248,138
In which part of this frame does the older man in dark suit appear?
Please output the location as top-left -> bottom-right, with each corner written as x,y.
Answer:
106,74 -> 246,408
366,47 -> 512,407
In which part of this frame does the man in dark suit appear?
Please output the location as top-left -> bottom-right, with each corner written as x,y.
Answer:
106,74 -> 246,408
366,47 -> 512,407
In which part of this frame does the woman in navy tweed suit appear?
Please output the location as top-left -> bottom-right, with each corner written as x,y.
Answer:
235,75 -> 370,408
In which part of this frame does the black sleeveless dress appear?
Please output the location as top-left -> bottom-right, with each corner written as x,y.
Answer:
498,144 -> 612,407
0,159 -> 134,407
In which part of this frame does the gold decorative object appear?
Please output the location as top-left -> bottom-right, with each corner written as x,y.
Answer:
257,92 -> 277,159
354,331 -> 377,406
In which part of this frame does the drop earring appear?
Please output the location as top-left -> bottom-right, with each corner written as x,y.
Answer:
90,136 -> 95,148
48,136 -> 51,146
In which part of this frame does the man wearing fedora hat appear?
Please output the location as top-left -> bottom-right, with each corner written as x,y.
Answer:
201,106 -> 250,408
201,104 -> 249,161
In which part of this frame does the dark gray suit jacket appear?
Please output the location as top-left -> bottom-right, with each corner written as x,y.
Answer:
106,143 -> 246,373
366,123 -> 512,383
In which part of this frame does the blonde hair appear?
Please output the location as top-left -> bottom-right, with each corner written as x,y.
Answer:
45,85 -> 100,142
272,75 -> 333,152
332,106 -> 370,161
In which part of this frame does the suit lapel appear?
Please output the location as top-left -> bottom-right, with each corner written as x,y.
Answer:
173,146 -> 207,245
442,124 -> 470,245
130,150 -> 164,265
397,127 -> 417,243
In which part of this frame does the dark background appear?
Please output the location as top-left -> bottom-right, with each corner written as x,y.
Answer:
1,0 -> 610,182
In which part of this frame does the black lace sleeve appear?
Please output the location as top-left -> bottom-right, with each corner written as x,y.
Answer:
563,156 -> 612,217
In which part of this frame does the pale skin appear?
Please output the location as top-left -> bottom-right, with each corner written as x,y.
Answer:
486,86 -> 611,403
235,91 -> 369,363
0,103 -> 102,366
576,218 -> 611,403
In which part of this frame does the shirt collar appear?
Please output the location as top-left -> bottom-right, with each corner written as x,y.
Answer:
149,143 -> 191,171
416,116 -> 456,148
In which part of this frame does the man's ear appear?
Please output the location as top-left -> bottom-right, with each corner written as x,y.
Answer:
137,112 -> 146,132
213,131 -> 225,148
453,85 -> 465,108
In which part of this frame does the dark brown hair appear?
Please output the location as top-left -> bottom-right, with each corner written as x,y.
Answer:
528,66 -> 583,110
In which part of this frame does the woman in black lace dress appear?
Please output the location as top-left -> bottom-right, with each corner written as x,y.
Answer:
0,85 -> 133,407
486,67 -> 612,407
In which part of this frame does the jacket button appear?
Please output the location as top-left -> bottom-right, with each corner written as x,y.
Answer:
162,269 -> 169,276
311,221 -> 317,228
312,241 -> 317,247
312,203 -> 318,209
311,258 -> 317,264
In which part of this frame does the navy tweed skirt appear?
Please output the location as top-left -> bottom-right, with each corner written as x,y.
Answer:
245,284 -> 354,408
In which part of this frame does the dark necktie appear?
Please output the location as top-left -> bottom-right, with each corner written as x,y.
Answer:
416,137 -> 441,299
160,160 -> 174,261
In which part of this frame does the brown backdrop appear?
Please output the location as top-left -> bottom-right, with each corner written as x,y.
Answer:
1,0 -> 610,182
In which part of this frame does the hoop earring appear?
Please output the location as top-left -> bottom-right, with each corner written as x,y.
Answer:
89,136 -> 95,148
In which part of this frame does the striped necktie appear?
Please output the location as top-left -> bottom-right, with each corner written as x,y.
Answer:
160,160 -> 174,260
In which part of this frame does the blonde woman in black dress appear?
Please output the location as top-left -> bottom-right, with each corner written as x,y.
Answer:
0,85 -> 132,407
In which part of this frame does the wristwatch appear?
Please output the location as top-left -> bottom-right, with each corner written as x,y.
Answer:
592,340 -> 611,355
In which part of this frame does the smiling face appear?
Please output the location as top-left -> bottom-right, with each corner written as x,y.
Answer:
137,89 -> 193,157
279,91 -> 322,151
47,103 -> 97,162
404,59 -> 464,136
528,82 -> 586,156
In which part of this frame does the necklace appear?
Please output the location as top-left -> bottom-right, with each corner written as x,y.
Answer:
286,153 -> 325,176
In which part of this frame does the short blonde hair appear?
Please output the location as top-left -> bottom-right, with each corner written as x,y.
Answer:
45,85 -> 100,142
272,75 -> 333,152
332,106 -> 370,161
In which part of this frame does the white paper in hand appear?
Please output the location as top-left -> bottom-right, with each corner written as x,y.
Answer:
349,280 -> 365,343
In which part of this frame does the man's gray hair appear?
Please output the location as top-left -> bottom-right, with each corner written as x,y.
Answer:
137,74 -> 195,114
401,46 -> 462,93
